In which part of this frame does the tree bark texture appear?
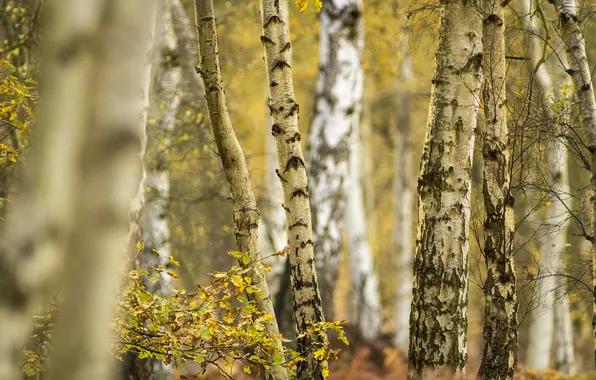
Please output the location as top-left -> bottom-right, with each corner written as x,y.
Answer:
48,1 -> 158,379
306,0 -> 363,320
477,2 -> 518,379
407,1 -> 483,378
259,0 -> 326,378
194,1 -> 288,379
548,0 -> 596,370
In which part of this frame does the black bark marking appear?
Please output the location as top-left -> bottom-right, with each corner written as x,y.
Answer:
289,221 -> 308,230
290,188 -> 309,199
260,35 -> 275,45
288,103 -> 299,116
275,169 -> 288,183
270,81 -> 279,87
280,42 -> 291,53
264,15 -> 283,28
284,156 -> 306,173
272,60 -> 291,71
271,124 -> 285,136
285,132 -> 301,143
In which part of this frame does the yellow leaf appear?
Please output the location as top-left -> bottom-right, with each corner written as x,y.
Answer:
136,240 -> 144,252
313,0 -> 323,12
243,364 -> 252,374
545,201 -> 552,206
261,261 -> 272,272
295,0 -> 307,12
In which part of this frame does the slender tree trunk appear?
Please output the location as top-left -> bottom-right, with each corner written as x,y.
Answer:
345,120 -> 382,340
407,1 -> 483,378
477,2 -> 517,378
48,1 -> 158,379
306,0 -> 363,319
0,1 -> 110,378
551,48 -> 575,375
260,0 -> 326,378
517,0 -> 555,368
517,0 -> 576,370
393,52 -> 415,353
548,0 -> 596,370
193,1 -> 288,379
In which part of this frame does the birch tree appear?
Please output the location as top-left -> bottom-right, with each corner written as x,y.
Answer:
47,1 -> 159,379
306,0 -> 363,318
393,3 -> 415,350
260,0 -> 326,377
548,0 -> 596,369
477,1 -> 517,378
407,1 -> 483,378
0,1 -> 113,378
517,0 -> 575,370
193,0 -> 287,378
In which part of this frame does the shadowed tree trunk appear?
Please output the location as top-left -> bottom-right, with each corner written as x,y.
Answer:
194,0 -> 287,378
477,1 -> 518,378
407,1 -> 483,378
548,0 -> 596,369
259,0 -> 327,378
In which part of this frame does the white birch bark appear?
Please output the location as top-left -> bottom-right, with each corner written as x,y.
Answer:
407,1 -> 483,378
550,40 -> 576,375
548,0 -> 596,370
260,0 -> 326,377
194,1 -> 287,378
48,1 -> 158,379
518,0 -> 575,370
393,52 -> 415,353
306,0 -> 364,318
0,1 -> 106,378
141,0 -> 181,295
477,2 -> 517,378
345,121 -> 382,340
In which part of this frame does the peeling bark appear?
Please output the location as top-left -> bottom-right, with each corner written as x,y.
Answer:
407,1 -> 483,378
194,1 -> 287,379
259,0 -> 326,378
477,2 -> 517,378
306,0 -> 363,319
548,0 -> 596,369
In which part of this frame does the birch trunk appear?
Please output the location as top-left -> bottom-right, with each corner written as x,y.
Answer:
551,40 -> 575,375
517,0 -> 555,368
48,1 -> 158,379
393,53 -> 415,353
306,0 -> 363,319
345,121 -> 382,340
407,2 -> 483,378
0,1 -> 105,378
477,2 -> 517,378
260,0 -> 326,377
548,0 -> 596,369
517,0 -> 576,370
194,1 -> 287,378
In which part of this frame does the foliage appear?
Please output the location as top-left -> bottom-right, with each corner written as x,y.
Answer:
295,0 -> 323,13
22,251 -> 348,378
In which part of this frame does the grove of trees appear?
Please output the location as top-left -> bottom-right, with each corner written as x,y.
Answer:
1,0 -> 596,379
